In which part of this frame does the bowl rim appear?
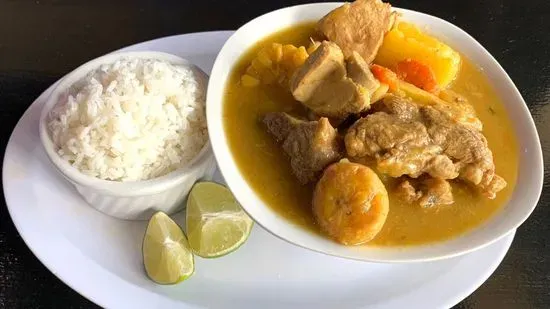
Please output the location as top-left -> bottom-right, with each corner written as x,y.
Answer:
39,50 -> 214,196
207,2 -> 544,263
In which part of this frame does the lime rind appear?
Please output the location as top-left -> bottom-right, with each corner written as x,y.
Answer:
189,213 -> 253,258
142,212 -> 195,285
186,182 -> 253,258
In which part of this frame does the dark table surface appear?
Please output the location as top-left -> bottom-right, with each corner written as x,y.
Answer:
1,0 -> 549,308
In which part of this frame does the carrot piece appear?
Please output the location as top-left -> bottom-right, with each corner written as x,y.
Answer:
395,59 -> 439,93
371,64 -> 399,90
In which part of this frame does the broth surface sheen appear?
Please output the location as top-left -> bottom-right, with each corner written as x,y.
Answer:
223,23 -> 518,246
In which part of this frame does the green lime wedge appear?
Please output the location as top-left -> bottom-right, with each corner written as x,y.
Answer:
186,182 -> 253,258
142,212 -> 194,284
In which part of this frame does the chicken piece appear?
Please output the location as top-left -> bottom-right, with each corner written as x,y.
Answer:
345,95 -> 507,198
263,112 -> 342,184
346,52 -> 380,94
318,0 -> 394,63
290,41 -> 369,120
396,178 -> 454,207
313,160 -> 389,245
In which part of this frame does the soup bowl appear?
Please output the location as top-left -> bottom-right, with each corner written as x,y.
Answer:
207,2 -> 543,262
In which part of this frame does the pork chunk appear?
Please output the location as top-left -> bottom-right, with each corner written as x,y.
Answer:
420,106 -> 507,198
318,0 -> 394,63
290,41 -> 369,120
346,52 -> 380,94
291,41 -> 346,102
345,111 -> 459,179
344,95 -> 507,198
395,180 -> 422,203
263,112 -> 343,184
396,178 -> 454,208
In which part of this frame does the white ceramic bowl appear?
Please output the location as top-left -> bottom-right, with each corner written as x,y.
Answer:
207,3 -> 544,262
39,51 -> 216,220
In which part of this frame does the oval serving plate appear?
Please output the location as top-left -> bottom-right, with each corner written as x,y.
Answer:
2,7 -> 532,309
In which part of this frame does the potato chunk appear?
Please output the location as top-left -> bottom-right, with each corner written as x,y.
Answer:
313,160 -> 389,245
375,22 -> 461,88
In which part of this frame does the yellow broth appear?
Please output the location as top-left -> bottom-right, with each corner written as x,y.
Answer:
222,23 -> 518,246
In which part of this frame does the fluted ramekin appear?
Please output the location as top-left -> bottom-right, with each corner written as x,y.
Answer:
39,51 -> 216,220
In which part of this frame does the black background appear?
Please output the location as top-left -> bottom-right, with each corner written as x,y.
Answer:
1,0 -> 549,308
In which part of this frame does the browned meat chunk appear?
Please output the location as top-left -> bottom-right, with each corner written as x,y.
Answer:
346,52 -> 380,94
318,0 -> 394,63
290,41 -> 369,120
396,178 -> 454,207
382,93 -> 420,120
478,174 -> 507,199
429,99 -> 483,131
377,145 -> 459,179
420,106 -> 506,198
291,41 -> 346,102
421,178 -> 454,206
395,180 -> 422,203
263,112 -> 343,184
344,110 -> 458,179
345,95 -> 507,198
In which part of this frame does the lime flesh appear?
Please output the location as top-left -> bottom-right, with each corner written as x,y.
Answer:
186,182 -> 253,258
142,212 -> 194,284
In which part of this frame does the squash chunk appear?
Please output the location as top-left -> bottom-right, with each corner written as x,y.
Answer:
375,22 -> 461,88
242,43 -> 311,88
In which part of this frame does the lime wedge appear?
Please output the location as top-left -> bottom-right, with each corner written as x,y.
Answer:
186,182 -> 253,258
142,212 -> 194,284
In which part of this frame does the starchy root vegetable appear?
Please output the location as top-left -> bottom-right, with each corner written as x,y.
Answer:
313,160 -> 389,245
395,79 -> 446,106
396,59 -> 439,93
371,83 -> 389,103
375,21 -> 461,88
241,43 -> 310,88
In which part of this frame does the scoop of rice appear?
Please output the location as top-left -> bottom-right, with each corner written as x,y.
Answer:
47,57 -> 208,181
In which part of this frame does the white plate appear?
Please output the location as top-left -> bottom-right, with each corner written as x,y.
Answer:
3,31 -> 515,309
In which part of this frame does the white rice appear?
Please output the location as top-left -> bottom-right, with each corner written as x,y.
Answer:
47,57 -> 208,182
